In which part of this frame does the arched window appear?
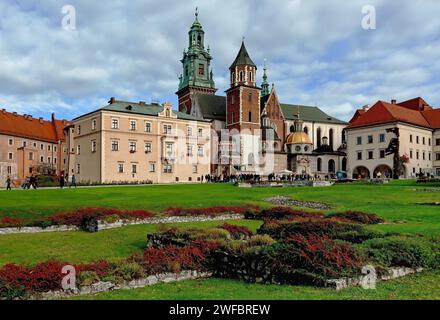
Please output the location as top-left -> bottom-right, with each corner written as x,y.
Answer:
304,126 -> 308,134
239,71 -> 244,82
248,112 -> 252,122
249,71 -> 253,82
197,35 -> 202,45
328,159 -> 336,173
317,128 -> 322,148
342,129 -> 347,144
342,157 -> 347,172
329,129 -> 334,150
290,125 -> 295,133
231,72 -> 235,83
317,158 -> 322,172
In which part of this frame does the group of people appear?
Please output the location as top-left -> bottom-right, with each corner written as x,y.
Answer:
59,174 -> 77,189
22,175 -> 39,189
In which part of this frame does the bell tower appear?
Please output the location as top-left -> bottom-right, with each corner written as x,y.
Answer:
226,40 -> 261,131
176,9 -> 217,114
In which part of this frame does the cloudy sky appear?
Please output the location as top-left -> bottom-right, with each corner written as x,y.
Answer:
0,0 -> 439,121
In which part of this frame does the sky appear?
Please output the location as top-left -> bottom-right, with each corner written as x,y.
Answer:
0,0 -> 439,122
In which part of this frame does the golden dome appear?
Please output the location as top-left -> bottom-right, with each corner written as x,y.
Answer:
286,132 -> 313,145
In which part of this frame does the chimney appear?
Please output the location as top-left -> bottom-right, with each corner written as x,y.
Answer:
13,112 -> 17,116
51,113 -> 56,122
39,117 -> 44,123
109,97 -> 116,104
391,99 -> 397,104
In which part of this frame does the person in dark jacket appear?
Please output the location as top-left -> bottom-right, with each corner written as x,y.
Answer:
71,175 -> 77,188
59,175 -> 65,189
6,177 -> 12,190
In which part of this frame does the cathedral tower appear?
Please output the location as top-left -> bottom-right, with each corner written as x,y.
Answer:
176,9 -> 217,114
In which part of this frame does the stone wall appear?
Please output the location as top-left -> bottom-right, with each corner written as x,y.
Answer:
0,214 -> 244,235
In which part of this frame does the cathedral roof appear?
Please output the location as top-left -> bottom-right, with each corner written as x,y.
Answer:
193,94 -> 226,121
280,104 -> 347,125
230,41 -> 256,69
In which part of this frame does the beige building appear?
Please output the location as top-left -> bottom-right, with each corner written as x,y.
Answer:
67,99 -> 211,184
347,98 -> 440,179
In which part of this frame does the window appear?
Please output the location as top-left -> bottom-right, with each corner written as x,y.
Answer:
410,150 -> 413,159
40,144 -> 44,150
54,158 -> 57,164
111,140 -> 119,151
436,139 -> 440,146
249,93 -> 252,103
163,125 -> 172,135
54,146 -> 57,152
187,126 -> 193,136
23,141 -> 27,148
111,119 -> 119,129
28,152 -> 33,161
187,145 -> 193,157
48,145 -> 51,151
317,158 -> 322,172
163,164 -> 173,173
166,143 -> 173,156
149,163 -> 156,173
416,136 -> 419,144
249,71 -> 253,82
357,152 -> 362,160
132,164 -> 137,174
48,157 -> 51,164
379,134 -> 385,143
145,122 -> 151,133
8,139 -> 13,146
77,125 -> 81,135
368,151 -> 374,160
129,142 -> 137,153
429,138 -> 431,146
423,151 -> 426,160
91,140 -> 97,153
423,137 -> 426,145
145,143 -> 152,153
198,64 -> 205,76
429,153 -> 431,161
8,153 -> 13,160
33,142 -> 37,148
77,145 -> 81,155
248,111 -> 252,122
410,135 -> 413,143
357,137 -> 362,145
118,163 -> 124,173
380,150 -> 386,159
436,153 -> 440,161
239,71 -> 243,82
198,146 -> 204,157
198,128 -> 203,137
368,135 -> 373,144
77,164 -> 81,174
92,119 -> 97,130
130,120 -> 137,131
40,156 -> 44,163
416,151 -> 419,160
192,165 -> 198,174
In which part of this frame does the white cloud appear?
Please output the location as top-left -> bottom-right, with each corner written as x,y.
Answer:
0,0 -> 439,121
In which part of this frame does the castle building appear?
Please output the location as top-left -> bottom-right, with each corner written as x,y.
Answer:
66,99 -> 211,184
178,12 -> 348,178
346,97 -> 440,178
0,109 -> 69,186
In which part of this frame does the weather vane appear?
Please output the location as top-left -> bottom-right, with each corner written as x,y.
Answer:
195,7 -> 198,18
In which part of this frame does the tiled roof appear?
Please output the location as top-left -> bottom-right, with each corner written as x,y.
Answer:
397,97 -> 432,111
230,41 -> 256,69
347,100 -> 433,129
422,108 -> 440,129
280,104 -> 347,124
0,109 -> 68,143
75,100 -> 208,122
194,94 -> 226,120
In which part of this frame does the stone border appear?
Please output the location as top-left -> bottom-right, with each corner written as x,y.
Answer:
0,214 -> 244,235
265,196 -> 334,210
26,271 -> 213,300
326,267 -> 423,291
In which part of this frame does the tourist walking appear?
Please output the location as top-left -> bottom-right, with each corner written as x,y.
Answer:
71,174 -> 77,188
59,174 -> 65,189
65,175 -> 69,187
6,177 -> 12,190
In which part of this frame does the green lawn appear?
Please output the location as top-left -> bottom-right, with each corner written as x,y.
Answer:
0,180 -> 439,299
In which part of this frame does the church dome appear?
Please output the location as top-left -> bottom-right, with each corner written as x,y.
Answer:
286,132 -> 313,145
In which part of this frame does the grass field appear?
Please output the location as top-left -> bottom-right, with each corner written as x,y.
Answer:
0,180 -> 439,299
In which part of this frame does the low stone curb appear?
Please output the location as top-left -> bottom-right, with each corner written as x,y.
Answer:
326,267 -> 423,291
0,214 -> 244,235
28,270 -> 213,300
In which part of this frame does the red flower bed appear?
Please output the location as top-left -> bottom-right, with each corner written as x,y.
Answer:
245,206 -> 324,220
327,211 -> 385,225
284,234 -> 363,277
76,260 -> 110,277
218,223 -> 253,239
141,245 -> 206,274
50,207 -> 155,226
165,205 -> 260,217
0,216 -> 25,228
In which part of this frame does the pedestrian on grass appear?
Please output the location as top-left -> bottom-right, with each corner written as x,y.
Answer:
6,176 -> 12,191
59,174 -> 65,189
71,174 -> 77,188
65,174 -> 69,187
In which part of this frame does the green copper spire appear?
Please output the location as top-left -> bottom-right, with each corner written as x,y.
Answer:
230,41 -> 256,69
261,58 -> 270,97
178,9 -> 216,92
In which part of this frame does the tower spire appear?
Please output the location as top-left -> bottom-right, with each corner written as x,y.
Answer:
261,58 -> 270,97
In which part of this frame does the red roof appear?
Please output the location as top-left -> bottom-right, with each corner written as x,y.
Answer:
422,108 -> 440,129
347,100 -> 433,129
0,109 -> 69,143
397,97 -> 432,111
349,108 -> 367,124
